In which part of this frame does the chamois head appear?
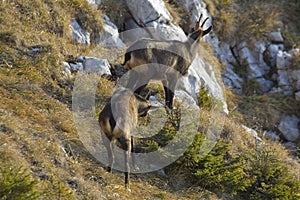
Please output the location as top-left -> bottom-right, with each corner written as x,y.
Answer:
134,91 -> 152,117
188,14 -> 213,42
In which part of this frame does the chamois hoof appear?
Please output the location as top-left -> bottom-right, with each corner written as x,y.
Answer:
125,185 -> 131,192
106,167 -> 112,173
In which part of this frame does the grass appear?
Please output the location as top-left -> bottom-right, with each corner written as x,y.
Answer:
0,0 -> 300,199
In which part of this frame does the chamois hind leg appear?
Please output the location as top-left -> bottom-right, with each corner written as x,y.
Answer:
121,137 -> 131,191
107,141 -> 115,173
102,133 -> 115,173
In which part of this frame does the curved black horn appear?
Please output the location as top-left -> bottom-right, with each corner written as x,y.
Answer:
201,17 -> 209,28
195,14 -> 203,28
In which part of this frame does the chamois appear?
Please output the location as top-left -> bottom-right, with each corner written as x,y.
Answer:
123,14 -> 212,109
98,87 -> 151,191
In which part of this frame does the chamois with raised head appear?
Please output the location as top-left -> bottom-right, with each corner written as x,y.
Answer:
98,87 -> 151,191
123,14 -> 212,110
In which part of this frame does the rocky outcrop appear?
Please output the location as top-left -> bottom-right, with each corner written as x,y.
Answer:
82,57 -> 112,76
278,115 -> 300,142
126,0 -> 173,24
70,20 -> 91,45
124,0 -> 186,42
70,15 -> 125,48
64,57 -> 111,77
274,49 -> 300,94
94,16 -> 126,48
176,55 -> 228,114
177,0 -> 212,32
86,0 -> 101,8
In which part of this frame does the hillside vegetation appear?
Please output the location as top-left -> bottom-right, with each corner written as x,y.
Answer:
0,0 -> 300,199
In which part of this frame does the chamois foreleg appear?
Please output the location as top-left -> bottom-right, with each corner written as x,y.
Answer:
162,74 -> 177,110
131,136 -> 138,171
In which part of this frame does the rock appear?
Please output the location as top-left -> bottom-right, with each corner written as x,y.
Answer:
278,115 -> 300,142
284,142 -> 298,153
94,15 -> 125,48
277,70 -> 291,87
253,41 -> 270,73
176,55 -> 228,114
267,44 -> 284,68
62,62 -> 72,79
263,130 -> 280,141
222,64 -> 243,93
276,50 -> 292,70
70,62 -> 83,72
177,0 -> 212,31
295,91 -> 300,101
70,19 -> 90,45
256,77 -> 274,93
174,90 -> 198,108
121,20 -> 187,43
83,57 -> 111,76
269,30 -> 284,44
237,43 -> 265,79
126,0 -> 173,24
86,0 -> 101,8
218,42 -> 236,64
146,21 -> 187,41
242,125 -> 262,146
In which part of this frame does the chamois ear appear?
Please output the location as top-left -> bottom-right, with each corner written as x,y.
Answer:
203,25 -> 212,36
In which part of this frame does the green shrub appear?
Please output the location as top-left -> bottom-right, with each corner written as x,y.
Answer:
198,85 -> 214,109
0,167 -> 38,200
245,148 -> 300,200
193,142 -> 250,195
170,134 -> 251,195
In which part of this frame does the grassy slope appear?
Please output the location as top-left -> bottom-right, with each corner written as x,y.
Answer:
0,0 -> 216,199
0,0 -> 299,199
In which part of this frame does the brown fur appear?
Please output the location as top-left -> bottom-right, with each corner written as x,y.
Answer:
98,87 -> 151,190
123,15 -> 212,109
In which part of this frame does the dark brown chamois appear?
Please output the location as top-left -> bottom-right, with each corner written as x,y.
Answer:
98,87 -> 151,191
123,14 -> 212,109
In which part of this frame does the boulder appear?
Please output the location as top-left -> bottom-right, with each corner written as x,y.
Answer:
295,91 -> 300,101
253,41 -> 270,73
256,77 -> 274,93
82,57 -> 112,76
222,64 -> 243,93
177,0 -> 212,31
62,62 -> 72,79
242,125 -> 262,146
126,0 -> 173,24
94,15 -> 125,48
277,70 -> 291,87
269,30 -> 284,44
278,115 -> 300,142
267,44 -> 284,68
276,50 -> 292,70
263,130 -> 280,141
237,43 -> 265,79
146,21 -> 187,41
86,0 -> 101,8
70,19 -> 90,45
121,20 -> 187,43
70,62 -> 83,72
176,55 -> 228,114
